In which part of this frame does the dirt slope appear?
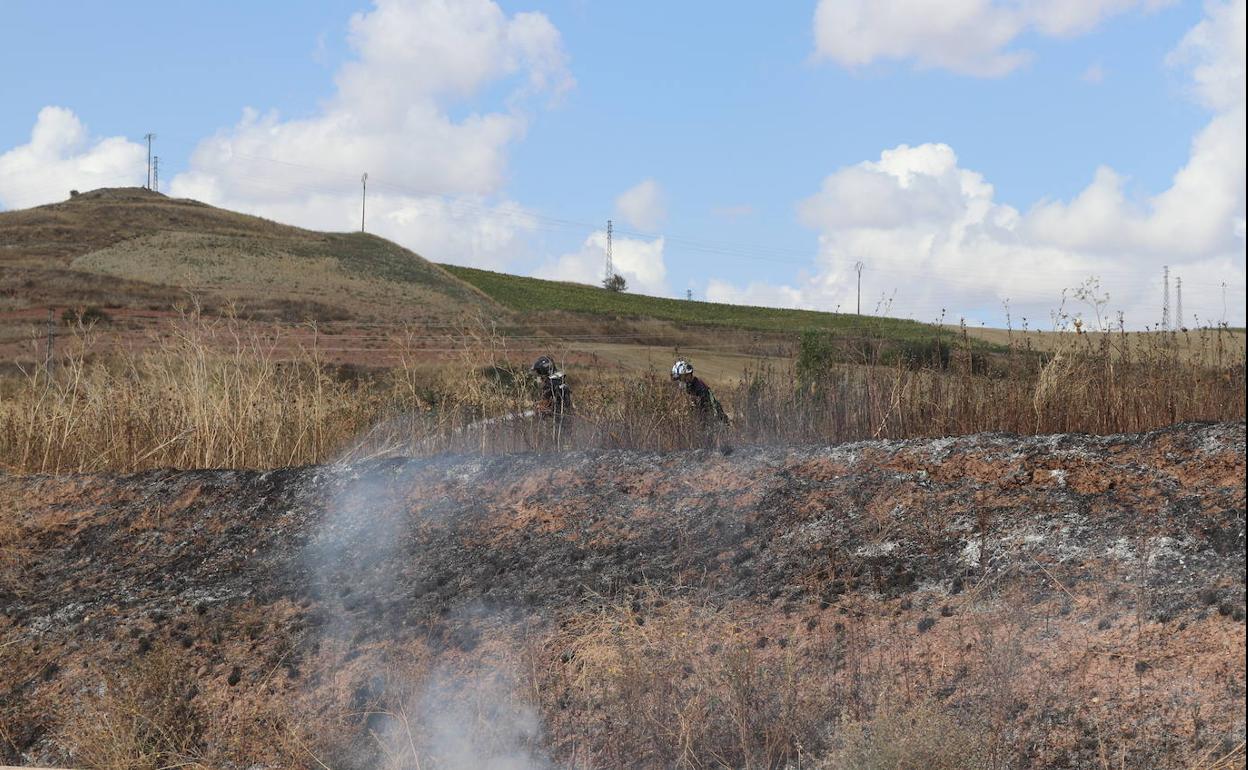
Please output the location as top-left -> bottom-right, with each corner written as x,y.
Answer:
0,187 -> 499,322
1,423 -> 1244,768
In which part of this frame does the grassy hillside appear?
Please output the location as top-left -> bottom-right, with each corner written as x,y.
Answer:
0,187 -> 499,321
73,230 -> 497,322
443,264 -> 951,342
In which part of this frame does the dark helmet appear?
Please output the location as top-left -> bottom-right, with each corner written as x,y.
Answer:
532,355 -> 556,377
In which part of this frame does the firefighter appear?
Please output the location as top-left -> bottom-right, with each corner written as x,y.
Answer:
671,359 -> 728,423
531,355 -> 573,422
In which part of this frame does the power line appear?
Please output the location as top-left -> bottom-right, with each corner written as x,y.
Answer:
9,147 -> 1235,326
143,133 -> 156,189
1176,276 -> 1183,330
854,261 -> 864,315
216,152 -> 1245,292
604,219 -> 613,284
1162,265 -> 1170,331
4,146 -> 1241,302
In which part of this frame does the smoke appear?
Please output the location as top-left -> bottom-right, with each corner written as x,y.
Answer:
369,654 -> 551,770
303,456 -> 552,770
307,464 -> 414,647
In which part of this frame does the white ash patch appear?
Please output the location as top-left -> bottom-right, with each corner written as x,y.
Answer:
1004,530 -> 1050,549
1043,526 -> 1089,562
855,540 -> 899,558
1106,538 -> 1136,561
27,601 -> 87,635
181,585 -> 241,608
1141,536 -> 1194,568
1198,427 -> 1237,455
1048,468 -> 1068,486
922,436 -> 958,461
961,539 -> 982,569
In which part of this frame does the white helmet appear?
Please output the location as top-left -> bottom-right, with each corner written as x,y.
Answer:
671,359 -> 693,380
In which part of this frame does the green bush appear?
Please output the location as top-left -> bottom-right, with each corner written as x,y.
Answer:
797,330 -> 839,385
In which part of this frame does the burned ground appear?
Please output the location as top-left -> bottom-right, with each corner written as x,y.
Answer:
1,422 -> 1245,768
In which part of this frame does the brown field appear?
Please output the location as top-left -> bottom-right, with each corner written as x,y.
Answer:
0,310 -> 1242,474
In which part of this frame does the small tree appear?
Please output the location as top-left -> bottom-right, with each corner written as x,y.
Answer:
603,273 -> 627,292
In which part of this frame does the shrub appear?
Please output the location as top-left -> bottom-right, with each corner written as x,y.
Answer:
820,699 -> 992,770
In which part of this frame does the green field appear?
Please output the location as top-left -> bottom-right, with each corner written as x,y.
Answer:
442,264 -> 961,343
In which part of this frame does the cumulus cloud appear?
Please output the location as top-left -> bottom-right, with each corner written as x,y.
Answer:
812,0 -> 1175,76
535,230 -> 669,296
0,107 -> 146,210
169,0 -> 572,269
614,179 -> 667,231
714,0 -> 1246,328
1167,0 -> 1246,112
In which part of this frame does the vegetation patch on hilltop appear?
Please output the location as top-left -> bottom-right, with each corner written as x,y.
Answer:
443,264 -> 958,341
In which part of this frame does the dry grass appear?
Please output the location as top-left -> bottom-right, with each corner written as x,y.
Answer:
543,593 -> 827,768
0,311 -> 399,472
57,647 -> 209,770
526,583 -> 1244,768
818,699 -> 993,770
0,312 -> 1242,473
34,579 -> 1246,769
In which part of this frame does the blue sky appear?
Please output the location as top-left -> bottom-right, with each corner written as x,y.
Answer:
1,0 -> 1243,326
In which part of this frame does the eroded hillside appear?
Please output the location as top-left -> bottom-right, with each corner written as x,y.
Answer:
1,423 -> 1244,768
0,187 -> 499,322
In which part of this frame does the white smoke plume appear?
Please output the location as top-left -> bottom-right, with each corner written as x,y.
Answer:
305,455 -> 551,770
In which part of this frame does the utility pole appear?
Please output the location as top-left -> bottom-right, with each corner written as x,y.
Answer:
44,308 -> 55,375
854,261 -> 865,315
686,289 -> 692,301
144,133 -> 156,189
604,219 -> 614,283
1222,282 -> 1228,325
1175,276 -> 1183,330
360,173 -> 368,233
1162,265 -> 1170,331
152,156 -> 159,193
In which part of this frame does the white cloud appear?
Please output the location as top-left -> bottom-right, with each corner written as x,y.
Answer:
614,179 -> 667,231
713,0 -> 1246,328
1167,0 -> 1246,111
812,0 -> 1175,76
168,0 -> 572,269
0,107 -> 146,210
535,230 -> 670,296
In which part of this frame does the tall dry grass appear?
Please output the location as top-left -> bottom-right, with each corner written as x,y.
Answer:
0,312 -> 404,473
0,313 -> 1243,473
731,323 -> 1245,444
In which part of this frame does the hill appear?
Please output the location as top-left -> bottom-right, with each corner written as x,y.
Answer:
0,187 -> 500,322
443,264 -> 949,342
1,423 -> 1243,767
6,189 -> 1236,378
